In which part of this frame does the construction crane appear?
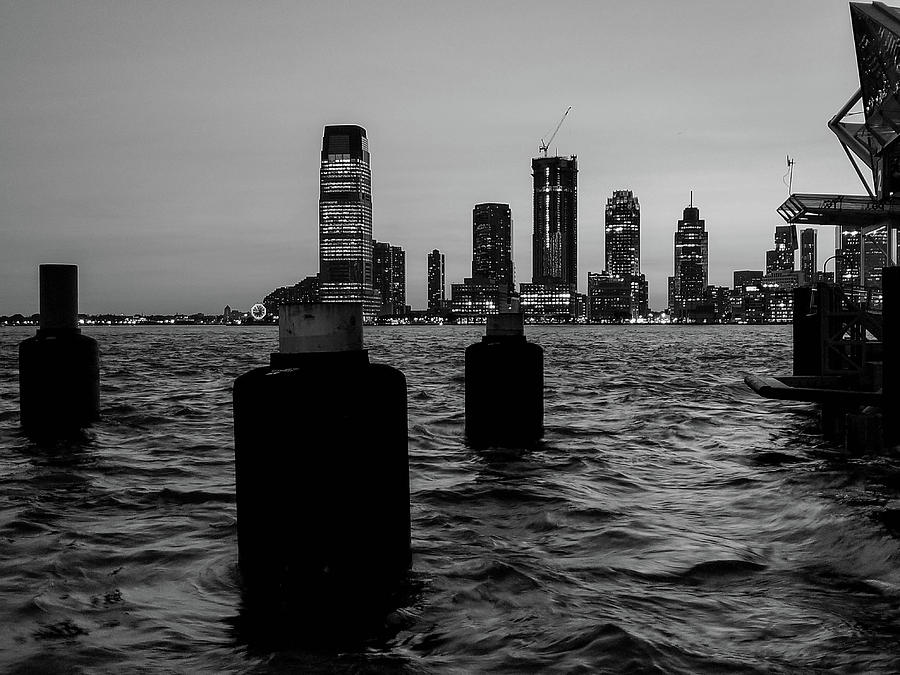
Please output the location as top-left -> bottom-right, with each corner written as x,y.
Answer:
539,106 -> 572,157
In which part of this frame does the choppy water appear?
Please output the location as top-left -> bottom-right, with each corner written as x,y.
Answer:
1,325 -> 899,672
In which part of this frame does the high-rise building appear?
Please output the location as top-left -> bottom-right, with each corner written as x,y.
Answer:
427,249 -> 445,311
800,228 -> 817,281
605,190 -> 640,278
604,189 -> 648,318
765,225 -> 796,274
372,241 -> 406,316
837,225 -> 890,305
669,198 -> 709,318
532,156 -> 577,286
472,203 -> 514,289
318,124 -> 377,318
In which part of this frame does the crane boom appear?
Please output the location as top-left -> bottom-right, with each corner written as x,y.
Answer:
540,106 -> 572,157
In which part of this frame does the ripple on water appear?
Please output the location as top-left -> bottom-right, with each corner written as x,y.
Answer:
0,324 -> 898,672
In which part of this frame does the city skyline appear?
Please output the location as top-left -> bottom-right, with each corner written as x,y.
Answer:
0,1 -> 868,314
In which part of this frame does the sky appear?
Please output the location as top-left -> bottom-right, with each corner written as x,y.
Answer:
0,0 -> 873,314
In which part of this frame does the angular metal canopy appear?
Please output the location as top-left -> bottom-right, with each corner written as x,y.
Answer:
777,192 -> 900,228
829,2 -> 900,198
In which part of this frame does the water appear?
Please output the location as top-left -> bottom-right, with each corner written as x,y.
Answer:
1,325 -> 899,672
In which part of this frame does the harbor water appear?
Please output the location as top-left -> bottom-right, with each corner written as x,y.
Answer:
1,325 -> 899,672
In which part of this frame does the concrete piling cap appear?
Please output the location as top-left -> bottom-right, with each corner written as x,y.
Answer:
486,312 -> 524,337
279,302 -> 363,353
39,264 -> 79,331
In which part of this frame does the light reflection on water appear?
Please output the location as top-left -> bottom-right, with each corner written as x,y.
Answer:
0,324 -> 899,672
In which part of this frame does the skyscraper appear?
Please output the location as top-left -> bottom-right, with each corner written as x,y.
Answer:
532,156 -> 577,286
800,228 -> 817,281
472,203 -> 514,289
372,241 -> 406,316
669,198 -> 709,318
605,190 -> 640,278
765,225 -> 796,274
318,124 -> 377,318
427,249 -> 445,311
604,189 -> 648,318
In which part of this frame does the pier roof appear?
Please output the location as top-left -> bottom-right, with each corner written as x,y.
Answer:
776,192 -> 900,227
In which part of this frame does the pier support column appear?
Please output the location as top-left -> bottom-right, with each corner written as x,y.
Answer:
793,286 -> 818,376
232,303 -> 410,620
18,264 -> 99,439
465,313 -> 543,448
883,267 -> 900,446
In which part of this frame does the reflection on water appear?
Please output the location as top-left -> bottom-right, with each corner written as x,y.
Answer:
0,324 -> 899,672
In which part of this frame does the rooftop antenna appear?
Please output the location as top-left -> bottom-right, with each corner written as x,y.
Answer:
690,190 -> 693,207
539,106 -> 572,157
784,155 -> 795,196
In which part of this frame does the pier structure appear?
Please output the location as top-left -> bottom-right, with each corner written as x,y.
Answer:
465,311 -> 544,449
18,264 -> 100,439
232,303 -> 410,626
749,2 -> 900,451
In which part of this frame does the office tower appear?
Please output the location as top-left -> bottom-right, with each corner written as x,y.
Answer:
472,203 -> 514,289
318,124 -> 377,318
532,156 -> 577,286
800,228 -> 817,281
765,225 -> 796,274
605,190 -> 640,277
587,272 -> 631,322
604,189 -> 648,318
372,241 -> 406,316
670,197 -> 709,317
391,246 -> 406,312
427,249 -> 445,311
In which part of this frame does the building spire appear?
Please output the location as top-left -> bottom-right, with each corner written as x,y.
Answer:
690,190 -> 693,208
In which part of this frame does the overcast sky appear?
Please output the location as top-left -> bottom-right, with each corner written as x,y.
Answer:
0,0 -> 871,314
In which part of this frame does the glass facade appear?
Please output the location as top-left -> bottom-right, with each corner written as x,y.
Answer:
472,203 -> 514,288
532,156 -> 577,286
604,190 -> 647,318
319,125 -> 378,319
519,282 -> 576,322
587,272 -> 630,322
451,279 -> 503,319
800,228 -> 817,281
671,203 -> 709,318
605,190 -> 640,278
372,240 -> 406,316
765,225 -> 796,274
427,249 -> 445,311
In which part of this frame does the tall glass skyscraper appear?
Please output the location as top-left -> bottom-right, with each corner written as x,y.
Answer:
766,225 -> 796,274
427,249 -> 445,311
318,124 -> 377,318
372,240 -> 406,316
604,190 -> 647,318
532,156 -> 577,286
472,203 -> 514,288
800,228 -> 817,281
605,190 -> 640,277
669,200 -> 708,317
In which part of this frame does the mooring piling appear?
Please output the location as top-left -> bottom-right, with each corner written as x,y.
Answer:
232,302 -> 410,616
464,312 -> 543,448
18,264 -> 100,439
